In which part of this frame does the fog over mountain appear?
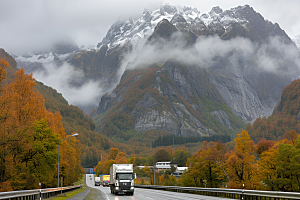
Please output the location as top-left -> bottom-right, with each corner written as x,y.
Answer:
1,0 -> 300,55
5,2 -> 300,117
32,62 -> 104,107
123,34 -> 300,74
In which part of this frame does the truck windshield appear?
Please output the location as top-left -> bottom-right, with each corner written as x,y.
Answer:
116,173 -> 133,180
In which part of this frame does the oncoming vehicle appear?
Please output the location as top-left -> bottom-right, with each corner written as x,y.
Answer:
100,175 -> 110,187
110,164 -> 135,195
95,177 -> 100,186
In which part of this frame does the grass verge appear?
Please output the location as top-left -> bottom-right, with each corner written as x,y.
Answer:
47,187 -> 86,200
47,174 -> 87,200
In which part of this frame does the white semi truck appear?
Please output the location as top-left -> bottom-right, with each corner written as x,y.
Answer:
95,177 -> 100,186
110,164 -> 135,195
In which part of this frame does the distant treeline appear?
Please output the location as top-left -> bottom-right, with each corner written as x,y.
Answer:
152,134 -> 231,148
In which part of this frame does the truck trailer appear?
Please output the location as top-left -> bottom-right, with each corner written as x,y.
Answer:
110,164 -> 135,195
101,175 -> 110,187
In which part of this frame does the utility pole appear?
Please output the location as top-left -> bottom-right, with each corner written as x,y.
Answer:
173,137 -> 175,161
153,165 -> 155,185
57,133 -> 78,187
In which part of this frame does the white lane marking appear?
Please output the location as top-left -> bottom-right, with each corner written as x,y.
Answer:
98,187 -> 110,200
85,174 -> 109,200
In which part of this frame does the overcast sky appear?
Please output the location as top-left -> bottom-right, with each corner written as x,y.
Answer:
1,0 -> 299,55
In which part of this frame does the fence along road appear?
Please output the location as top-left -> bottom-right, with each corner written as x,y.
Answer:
85,174 -> 238,200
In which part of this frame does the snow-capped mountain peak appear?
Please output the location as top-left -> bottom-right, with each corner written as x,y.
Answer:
97,3 -> 252,49
293,35 -> 300,49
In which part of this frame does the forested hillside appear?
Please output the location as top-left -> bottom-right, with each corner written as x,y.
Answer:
0,49 -> 114,168
246,79 -> 300,142
36,81 -> 113,167
94,62 -> 245,149
0,58 -> 82,191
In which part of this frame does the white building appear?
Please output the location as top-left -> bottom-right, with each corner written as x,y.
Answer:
155,161 -> 177,172
171,167 -> 188,177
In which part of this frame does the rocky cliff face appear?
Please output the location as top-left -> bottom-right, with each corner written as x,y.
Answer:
94,4 -> 300,138
96,60 -> 246,137
13,3 -> 300,131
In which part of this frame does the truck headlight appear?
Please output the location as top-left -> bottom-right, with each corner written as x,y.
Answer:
115,187 -> 119,190
130,187 -> 134,190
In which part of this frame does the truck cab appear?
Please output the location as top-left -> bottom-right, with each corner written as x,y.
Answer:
110,164 -> 135,195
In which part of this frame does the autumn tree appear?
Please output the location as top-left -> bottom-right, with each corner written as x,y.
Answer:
174,148 -> 190,167
0,68 -> 47,190
225,130 -> 262,189
258,143 -> 279,191
94,148 -> 124,175
0,66 -> 82,191
16,119 -> 59,188
0,59 -> 8,90
182,141 -> 227,187
256,138 -> 274,155
108,148 -> 119,160
128,157 -> 135,165
154,148 -> 170,162
115,152 -> 127,164
274,138 -> 300,192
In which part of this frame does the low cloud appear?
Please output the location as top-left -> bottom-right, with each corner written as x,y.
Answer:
31,33 -> 300,113
121,33 -> 300,78
33,62 -> 104,108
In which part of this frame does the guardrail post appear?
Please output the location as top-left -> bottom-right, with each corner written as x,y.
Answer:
39,182 -> 41,200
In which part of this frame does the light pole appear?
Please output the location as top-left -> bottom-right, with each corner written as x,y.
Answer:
57,133 -> 79,187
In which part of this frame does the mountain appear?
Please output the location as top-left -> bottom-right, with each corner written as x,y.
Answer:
98,4 -> 294,47
293,35 -> 300,49
246,79 -> 300,142
13,4 -> 300,143
91,4 -> 299,139
95,61 -> 246,139
16,41 -> 79,74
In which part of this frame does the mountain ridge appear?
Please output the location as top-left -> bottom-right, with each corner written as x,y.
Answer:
12,3 -> 300,135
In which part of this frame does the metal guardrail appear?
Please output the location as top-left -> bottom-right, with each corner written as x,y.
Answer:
135,185 -> 300,200
0,185 -> 81,200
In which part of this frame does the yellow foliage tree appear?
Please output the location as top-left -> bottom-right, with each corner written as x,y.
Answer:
258,143 -> 279,190
115,152 -> 127,164
225,130 -> 263,189
108,148 -> 119,160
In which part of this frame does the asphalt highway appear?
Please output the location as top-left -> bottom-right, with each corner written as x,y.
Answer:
85,175 -> 237,200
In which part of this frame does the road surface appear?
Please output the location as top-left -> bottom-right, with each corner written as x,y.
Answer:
85,175 -> 237,200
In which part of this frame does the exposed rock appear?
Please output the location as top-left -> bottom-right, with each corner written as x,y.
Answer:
148,19 -> 178,42
171,14 -> 187,24
297,111 -> 300,121
131,93 -> 179,134
211,110 -> 232,129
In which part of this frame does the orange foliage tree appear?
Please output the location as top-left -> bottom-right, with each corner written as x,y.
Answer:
115,152 -> 127,164
95,148 -> 128,175
182,141 -> 227,187
0,64 -> 82,191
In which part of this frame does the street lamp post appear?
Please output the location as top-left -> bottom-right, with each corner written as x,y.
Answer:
57,133 -> 79,188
